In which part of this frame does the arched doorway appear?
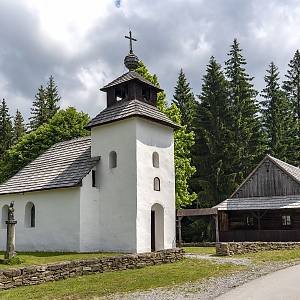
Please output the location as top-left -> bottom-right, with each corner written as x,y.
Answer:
151,203 -> 164,251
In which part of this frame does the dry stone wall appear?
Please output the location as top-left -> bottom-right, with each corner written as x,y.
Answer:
0,248 -> 183,290
216,242 -> 300,256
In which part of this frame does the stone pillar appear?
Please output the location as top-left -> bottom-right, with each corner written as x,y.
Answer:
5,202 -> 17,260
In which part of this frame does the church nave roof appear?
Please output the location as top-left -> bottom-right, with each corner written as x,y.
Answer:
0,137 -> 99,195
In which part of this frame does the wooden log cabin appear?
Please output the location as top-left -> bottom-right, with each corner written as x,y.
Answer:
214,155 -> 300,242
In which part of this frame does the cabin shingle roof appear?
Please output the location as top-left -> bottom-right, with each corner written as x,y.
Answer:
268,155 -> 300,184
86,99 -> 179,129
100,71 -> 163,92
214,195 -> 300,211
0,137 -> 99,195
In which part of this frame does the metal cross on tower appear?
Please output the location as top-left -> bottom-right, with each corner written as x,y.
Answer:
125,30 -> 137,53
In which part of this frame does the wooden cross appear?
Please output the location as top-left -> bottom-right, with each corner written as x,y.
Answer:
125,30 -> 137,53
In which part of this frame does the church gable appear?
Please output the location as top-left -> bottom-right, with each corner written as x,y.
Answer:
232,155 -> 300,198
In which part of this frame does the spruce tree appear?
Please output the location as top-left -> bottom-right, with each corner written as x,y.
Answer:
45,75 -> 60,119
0,99 -> 13,159
172,69 -> 196,130
225,39 -> 265,185
283,50 -> 300,164
29,85 -> 47,130
193,57 -> 235,206
13,110 -> 26,143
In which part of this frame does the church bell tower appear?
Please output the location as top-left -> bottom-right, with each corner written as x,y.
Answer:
86,31 -> 177,253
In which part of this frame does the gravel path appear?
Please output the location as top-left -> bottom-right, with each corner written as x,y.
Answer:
101,259 -> 300,300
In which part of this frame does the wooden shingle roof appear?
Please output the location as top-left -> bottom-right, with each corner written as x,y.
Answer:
0,137 -> 99,195
215,195 -> 300,211
86,99 -> 179,129
100,71 -> 163,92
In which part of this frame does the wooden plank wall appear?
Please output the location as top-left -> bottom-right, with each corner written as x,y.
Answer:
234,160 -> 300,198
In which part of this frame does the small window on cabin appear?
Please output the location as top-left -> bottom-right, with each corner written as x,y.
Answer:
115,85 -> 128,101
1,205 -> 8,229
142,87 -> 150,102
109,151 -> 117,169
92,170 -> 96,187
246,216 -> 254,226
154,177 -> 160,191
152,152 -> 159,168
25,202 -> 35,228
282,215 -> 292,226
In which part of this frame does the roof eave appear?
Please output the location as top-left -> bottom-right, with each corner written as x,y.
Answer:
86,114 -> 180,130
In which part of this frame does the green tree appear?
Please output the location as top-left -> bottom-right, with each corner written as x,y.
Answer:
45,75 -> 61,119
0,107 -> 90,183
283,50 -> 300,164
225,39 -> 265,185
261,62 -> 294,161
172,69 -> 196,130
13,109 -> 26,143
136,62 -> 197,208
0,99 -> 13,160
29,85 -> 47,130
193,57 -> 236,207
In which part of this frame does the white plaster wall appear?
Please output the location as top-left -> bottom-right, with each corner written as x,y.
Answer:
91,119 -> 138,252
79,168 -> 101,252
135,118 -> 176,253
0,188 -> 81,252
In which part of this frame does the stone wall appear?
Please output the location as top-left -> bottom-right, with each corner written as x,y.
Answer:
216,242 -> 300,256
182,242 -> 216,247
0,248 -> 183,290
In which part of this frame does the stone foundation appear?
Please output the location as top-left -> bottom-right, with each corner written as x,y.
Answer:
216,242 -> 300,256
0,248 -> 183,290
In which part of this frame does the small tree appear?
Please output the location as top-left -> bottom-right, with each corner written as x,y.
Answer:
172,69 -> 196,130
13,110 -> 26,143
45,75 -> 61,119
0,99 -> 13,160
29,85 -> 47,130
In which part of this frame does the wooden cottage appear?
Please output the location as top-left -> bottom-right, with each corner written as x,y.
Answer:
215,155 -> 300,242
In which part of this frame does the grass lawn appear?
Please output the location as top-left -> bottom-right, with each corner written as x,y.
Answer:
0,252 -> 121,269
0,258 -> 243,300
236,248 -> 300,263
183,246 -> 216,255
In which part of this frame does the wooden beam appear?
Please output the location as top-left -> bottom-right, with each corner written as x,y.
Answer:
177,208 -> 218,217
214,215 -> 219,243
177,217 -> 182,247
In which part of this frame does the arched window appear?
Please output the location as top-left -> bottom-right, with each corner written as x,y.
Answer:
25,202 -> 35,228
109,151 -> 117,169
154,177 -> 160,191
1,205 -> 8,229
152,152 -> 159,168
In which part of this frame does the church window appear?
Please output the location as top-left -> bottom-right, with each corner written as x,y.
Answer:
115,85 -> 128,101
282,215 -> 291,226
152,152 -> 159,168
25,202 -> 35,228
109,151 -> 117,168
154,177 -> 160,191
1,205 -> 8,229
142,87 -> 150,102
92,170 -> 96,187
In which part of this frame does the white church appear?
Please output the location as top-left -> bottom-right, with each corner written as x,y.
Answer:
0,35 -> 178,253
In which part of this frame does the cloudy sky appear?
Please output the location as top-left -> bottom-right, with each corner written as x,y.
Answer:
1,0 -> 300,121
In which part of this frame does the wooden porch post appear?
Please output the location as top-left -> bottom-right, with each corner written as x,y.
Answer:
178,216 -> 182,247
214,214 -> 219,243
